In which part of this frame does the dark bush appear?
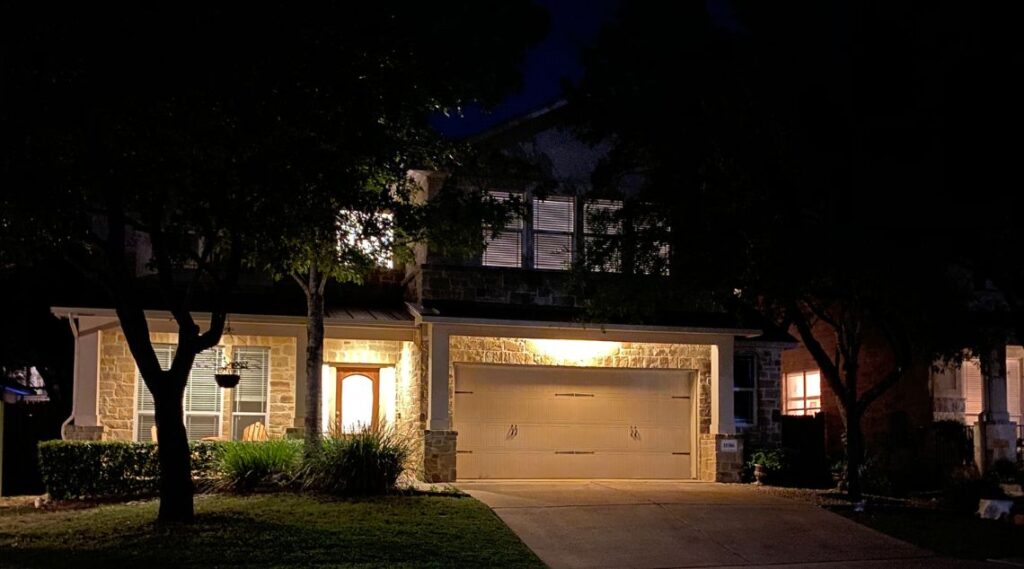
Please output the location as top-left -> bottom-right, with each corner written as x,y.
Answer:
38,440 -> 221,499
301,427 -> 411,495
216,440 -> 302,491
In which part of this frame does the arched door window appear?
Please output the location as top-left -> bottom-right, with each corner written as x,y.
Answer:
336,368 -> 380,433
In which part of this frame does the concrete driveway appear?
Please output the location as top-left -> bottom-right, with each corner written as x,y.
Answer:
458,480 -> 996,569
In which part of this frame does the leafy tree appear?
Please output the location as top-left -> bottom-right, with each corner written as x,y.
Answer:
571,1 -> 980,499
1,1 -> 544,521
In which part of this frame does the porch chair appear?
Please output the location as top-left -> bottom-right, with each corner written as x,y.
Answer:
151,424 -> 158,443
241,421 -> 269,442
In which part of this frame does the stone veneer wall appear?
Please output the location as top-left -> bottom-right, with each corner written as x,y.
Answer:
395,340 -> 426,474
323,339 -> 402,365
699,434 -> 744,482
98,330 -> 296,440
734,342 -> 785,448
421,265 -> 578,307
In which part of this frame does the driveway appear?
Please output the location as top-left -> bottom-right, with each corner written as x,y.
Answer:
458,480 -> 996,569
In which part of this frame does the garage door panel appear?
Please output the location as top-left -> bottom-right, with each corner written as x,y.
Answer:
454,364 -> 694,479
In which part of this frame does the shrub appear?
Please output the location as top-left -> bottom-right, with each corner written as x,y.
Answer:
301,426 -> 411,495
38,440 -> 221,500
216,440 -> 302,491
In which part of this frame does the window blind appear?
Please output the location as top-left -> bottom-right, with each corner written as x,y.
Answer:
232,346 -> 269,415
482,191 -> 523,268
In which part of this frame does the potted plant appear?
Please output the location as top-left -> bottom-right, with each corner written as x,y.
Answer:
749,449 -> 785,485
215,360 -> 249,388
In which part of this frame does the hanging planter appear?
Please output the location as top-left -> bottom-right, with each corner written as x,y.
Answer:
215,361 -> 248,388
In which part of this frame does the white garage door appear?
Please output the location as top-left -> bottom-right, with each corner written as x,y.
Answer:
454,364 -> 694,479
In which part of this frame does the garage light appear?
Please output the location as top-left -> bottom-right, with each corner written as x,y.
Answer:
527,339 -> 620,363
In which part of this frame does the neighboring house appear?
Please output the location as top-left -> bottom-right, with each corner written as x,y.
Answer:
782,319 -> 1023,467
53,106 -> 793,483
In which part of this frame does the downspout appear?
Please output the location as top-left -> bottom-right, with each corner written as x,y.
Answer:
60,314 -> 79,440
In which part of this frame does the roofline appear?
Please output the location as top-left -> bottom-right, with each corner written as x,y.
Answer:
467,99 -> 569,144
50,306 -> 416,329
406,303 -> 762,338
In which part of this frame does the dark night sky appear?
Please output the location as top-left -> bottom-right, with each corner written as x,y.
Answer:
431,0 -> 620,138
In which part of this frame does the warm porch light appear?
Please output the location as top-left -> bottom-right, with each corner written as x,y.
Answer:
526,339 -> 620,363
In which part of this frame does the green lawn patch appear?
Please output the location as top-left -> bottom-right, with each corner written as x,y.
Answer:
0,493 -> 545,569
837,505 -> 1024,560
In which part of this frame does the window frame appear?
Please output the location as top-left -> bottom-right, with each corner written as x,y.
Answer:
783,369 -> 822,416
229,346 -> 271,440
733,354 -> 758,427
482,191 -> 524,268
134,344 -> 225,442
531,195 -> 576,271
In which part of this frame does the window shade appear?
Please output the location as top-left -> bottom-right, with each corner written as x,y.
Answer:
964,360 -> 982,423
136,345 -> 174,413
534,233 -> 573,270
533,197 -> 574,232
482,230 -> 522,267
186,348 -> 223,413
233,346 -> 269,414
583,199 -> 622,235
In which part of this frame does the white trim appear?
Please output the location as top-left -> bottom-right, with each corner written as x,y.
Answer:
409,303 -> 761,338
50,306 -> 416,330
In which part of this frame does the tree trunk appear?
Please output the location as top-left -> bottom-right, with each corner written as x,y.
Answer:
303,270 -> 326,451
843,408 -> 865,502
153,376 -> 194,523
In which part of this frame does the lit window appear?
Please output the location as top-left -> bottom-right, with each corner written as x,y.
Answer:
784,370 -> 821,416
338,210 -> 394,268
533,196 -> 575,270
230,346 -> 270,440
584,199 -> 622,272
136,345 -> 224,441
734,355 -> 757,426
482,191 -> 523,268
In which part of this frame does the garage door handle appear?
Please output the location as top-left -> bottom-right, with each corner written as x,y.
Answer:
507,424 -> 518,439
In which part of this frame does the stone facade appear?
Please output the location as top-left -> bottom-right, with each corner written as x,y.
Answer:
735,342 -> 785,448
323,339 -> 402,366
97,329 -> 297,440
395,340 -> 426,473
423,430 -> 458,482
65,425 -> 104,441
699,433 -> 744,482
421,265 -> 578,307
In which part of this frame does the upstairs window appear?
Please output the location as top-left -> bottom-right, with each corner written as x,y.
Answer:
533,196 -> 575,270
482,191 -> 523,268
583,199 -> 623,272
338,210 -> 394,269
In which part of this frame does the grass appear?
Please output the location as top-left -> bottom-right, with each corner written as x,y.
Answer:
0,493 -> 545,569
837,505 -> 1024,560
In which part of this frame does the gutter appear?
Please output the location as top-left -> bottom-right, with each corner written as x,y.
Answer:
60,314 -> 79,440
406,303 -> 762,338
48,306 -> 416,330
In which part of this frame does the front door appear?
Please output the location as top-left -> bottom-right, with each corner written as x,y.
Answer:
335,368 -> 380,433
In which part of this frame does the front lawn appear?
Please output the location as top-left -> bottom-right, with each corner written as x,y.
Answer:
0,493 -> 544,569
838,506 -> 1024,560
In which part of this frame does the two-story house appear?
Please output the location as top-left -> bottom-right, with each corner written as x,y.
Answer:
52,105 -> 791,483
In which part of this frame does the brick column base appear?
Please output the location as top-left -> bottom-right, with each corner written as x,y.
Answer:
699,433 -> 744,482
424,430 -> 457,482
974,421 -> 1018,474
65,425 -> 104,441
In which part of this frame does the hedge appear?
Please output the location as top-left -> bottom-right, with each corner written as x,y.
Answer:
38,440 -> 222,500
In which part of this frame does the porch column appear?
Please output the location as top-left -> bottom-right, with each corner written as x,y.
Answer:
74,330 -> 101,427
710,337 -> 735,435
975,339 -> 1017,472
427,323 -> 451,431
293,331 -> 308,430
703,337 -> 742,482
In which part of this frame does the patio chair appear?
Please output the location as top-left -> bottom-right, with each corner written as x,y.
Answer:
151,424 -> 158,443
241,421 -> 269,442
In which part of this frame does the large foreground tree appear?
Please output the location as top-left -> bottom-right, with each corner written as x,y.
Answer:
1,1 -> 544,521
571,1 -> 988,499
